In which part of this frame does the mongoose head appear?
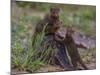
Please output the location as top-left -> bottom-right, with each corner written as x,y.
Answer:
50,7 -> 60,19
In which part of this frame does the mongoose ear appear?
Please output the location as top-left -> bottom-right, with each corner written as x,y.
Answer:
50,7 -> 54,12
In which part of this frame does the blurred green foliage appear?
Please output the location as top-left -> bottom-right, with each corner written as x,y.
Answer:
15,1 -> 96,36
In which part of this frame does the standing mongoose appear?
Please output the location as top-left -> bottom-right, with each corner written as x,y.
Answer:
64,27 -> 88,70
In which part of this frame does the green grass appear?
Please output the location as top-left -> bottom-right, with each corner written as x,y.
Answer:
11,14 -> 45,72
11,28 -> 45,72
11,17 -> 54,72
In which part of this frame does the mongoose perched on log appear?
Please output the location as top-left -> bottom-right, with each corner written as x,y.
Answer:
32,7 -> 62,46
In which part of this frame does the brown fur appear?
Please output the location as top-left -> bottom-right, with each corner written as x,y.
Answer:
64,27 -> 88,70
32,7 -> 61,46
